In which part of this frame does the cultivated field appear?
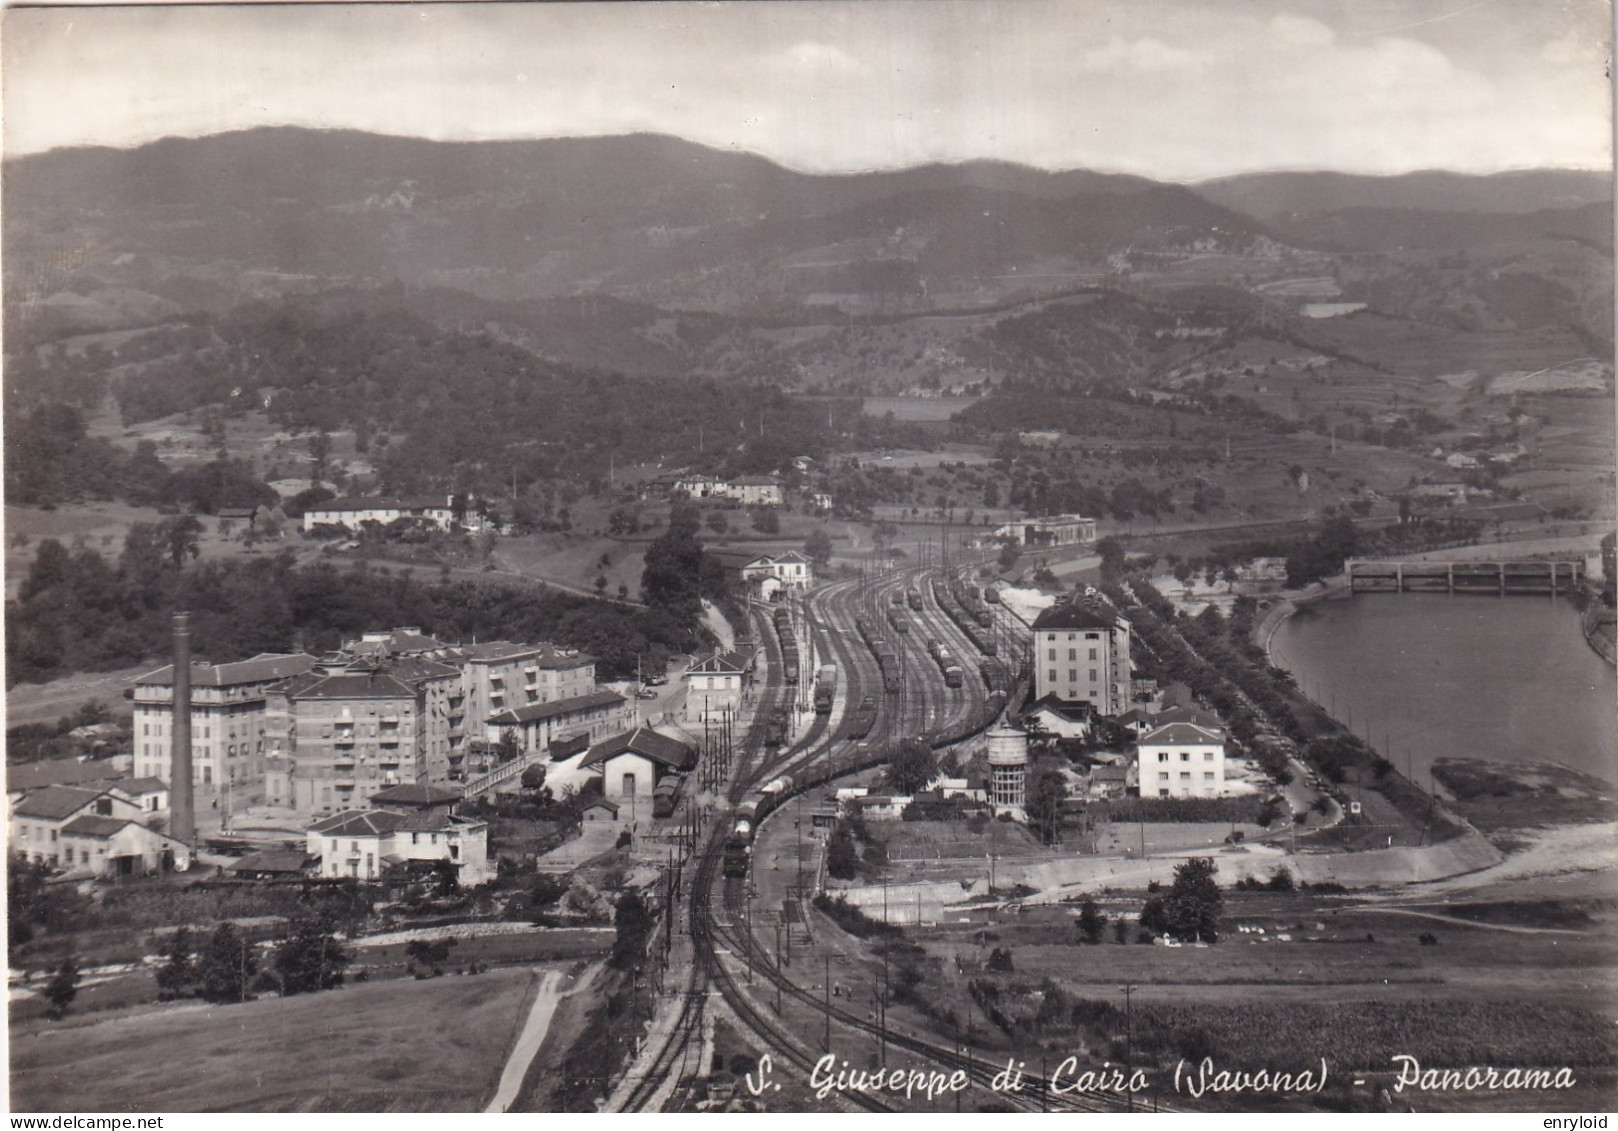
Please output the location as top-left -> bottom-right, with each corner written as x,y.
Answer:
10,968 -> 540,1112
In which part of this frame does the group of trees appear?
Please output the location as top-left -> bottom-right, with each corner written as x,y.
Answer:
639,503 -> 731,618
7,532 -> 703,687
3,404 -> 277,513
153,915 -> 350,1005
1139,858 -> 1224,944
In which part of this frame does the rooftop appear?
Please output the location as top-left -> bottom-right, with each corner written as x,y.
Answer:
1140,721 -> 1226,746
581,726 -> 698,772
1032,600 -> 1122,632
5,759 -> 119,794
369,783 -> 463,808
12,785 -> 115,821
488,689 -> 626,726
136,652 -> 315,688
59,814 -> 138,840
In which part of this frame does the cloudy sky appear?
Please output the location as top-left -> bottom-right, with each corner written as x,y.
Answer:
3,0 -> 1611,180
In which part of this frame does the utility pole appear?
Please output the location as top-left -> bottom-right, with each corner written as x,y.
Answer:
824,953 -> 832,1052
1119,983 -> 1137,1112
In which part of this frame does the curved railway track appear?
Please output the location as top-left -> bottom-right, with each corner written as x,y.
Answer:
630,570 -> 1128,1112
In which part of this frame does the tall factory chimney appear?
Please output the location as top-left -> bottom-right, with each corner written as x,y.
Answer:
170,612 -> 195,845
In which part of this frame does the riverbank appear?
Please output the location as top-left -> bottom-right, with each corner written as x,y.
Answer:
1580,601 -> 1617,667
1254,576 -> 1349,660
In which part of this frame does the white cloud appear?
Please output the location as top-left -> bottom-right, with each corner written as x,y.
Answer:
1268,14 -> 1337,50
1080,36 -> 1205,74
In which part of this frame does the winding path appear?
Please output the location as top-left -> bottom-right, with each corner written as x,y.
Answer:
484,964 -> 600,1113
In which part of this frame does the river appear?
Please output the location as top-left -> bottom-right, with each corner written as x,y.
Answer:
1269,593 -> 1618,785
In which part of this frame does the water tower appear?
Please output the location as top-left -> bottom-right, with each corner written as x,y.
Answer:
985,726 -> 1027,810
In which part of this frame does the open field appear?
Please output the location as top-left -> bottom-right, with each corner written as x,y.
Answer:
1432,758 -> 1618,833
10,968 -> 539,1112
862,396 -> 983,422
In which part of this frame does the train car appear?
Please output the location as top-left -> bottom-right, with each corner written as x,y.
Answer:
879,651 -> 902,693
983,586 -> 1000,604
906,587 -> 923,611
890,591 -> 905,606
813,664 -> 836,714
652,774 -> 685,818
886,609 -> 910,634
844,695 -> 876,739
943,664 -> 964,689
761,774 -> 794,796
722,834 -> 752,877
763,708 -> 789,747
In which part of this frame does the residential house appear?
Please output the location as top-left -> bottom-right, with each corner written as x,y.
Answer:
580,727 -> 698,806
10,785 -> 146,867
57,817 -> 192,877
1137,721 -> 1227,799
1021,693 -> 1095,739
731,476 -> 784,507
131,652 -> 316,807
1031,599 -> 1133,716
301,496 -> 499,534
305,807 -> 491,886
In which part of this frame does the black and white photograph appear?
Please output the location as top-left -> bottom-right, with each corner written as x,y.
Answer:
4,0 -> 1615,1116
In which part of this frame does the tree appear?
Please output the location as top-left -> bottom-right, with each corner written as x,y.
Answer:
986,947 -> 1015,972
1160,857 -> 1224,943
496,728 -> 523,764
274,914 -> 350,995
706,511 -> 729,534
610,891 -> 654,971
641,503 -> 706,615
1078,898 -> 1107,944
198,922 -> 258,1003
804,527 -> 834,568
885,737 -> 938,795
997,538 -> 1022,573
750,508 -> 780,534
521,763 -> 548,791
155,927 -> 195,999
160,514 -> 204,569
44,957 -> 81,1019
1024,764 -> 1067,846
826,823 -> 858,880
1112,919 -> 1130,945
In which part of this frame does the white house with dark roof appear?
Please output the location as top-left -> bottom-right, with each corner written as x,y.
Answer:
305,807 -> 490,886
683,648 -> 756,725
10,785 -> 147,867
57,816 -> 192,877
132,652 -> 316,806
1031,599 -> 1133,716
580,726 -> 698,806
1136,721 -> 1227,798
710,549 -> 813,600
484,688 -> 630,758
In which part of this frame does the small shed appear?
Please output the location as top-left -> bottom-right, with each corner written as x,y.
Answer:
582,798 -> 621,824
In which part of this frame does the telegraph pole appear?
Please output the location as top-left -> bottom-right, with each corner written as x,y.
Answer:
1119,983 -> 1138,1112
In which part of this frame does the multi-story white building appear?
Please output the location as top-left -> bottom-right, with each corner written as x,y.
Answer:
458,641 -> 596,736
131,652 -> 316,806
682,648 -> 756,725
305,808 -> 490,886
264,656 -> 459,817
1136,721 -> 1227,799
1031,600 -> 1132,716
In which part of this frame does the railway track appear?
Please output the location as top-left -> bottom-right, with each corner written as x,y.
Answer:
630,570 -> 1130,1112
